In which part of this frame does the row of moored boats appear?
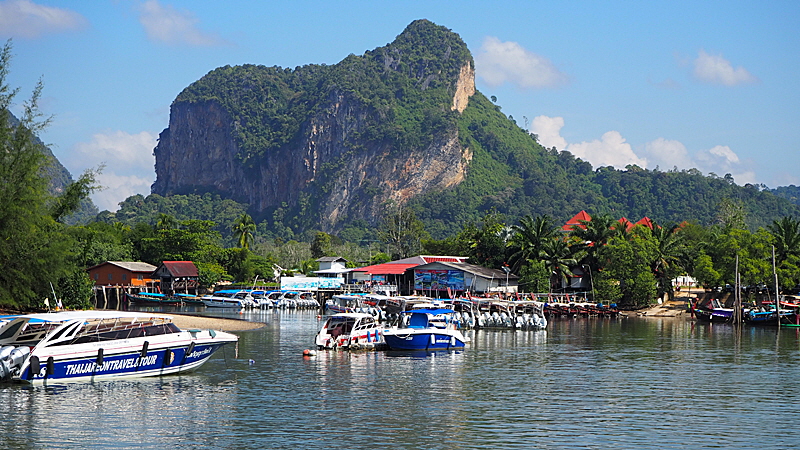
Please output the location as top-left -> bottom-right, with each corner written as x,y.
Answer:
126,289 -> 319,309
315,294 -> 551,351
692,297 -> 800,326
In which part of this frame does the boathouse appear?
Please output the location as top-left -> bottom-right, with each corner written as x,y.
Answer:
412,261 -> 519,296
313,256 -> 350,279
350,256 -> 468,284
152,261 -> 199,294
87,261 -> 158,287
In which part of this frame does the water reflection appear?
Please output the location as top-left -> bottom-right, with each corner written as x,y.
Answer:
2,313 -> 800,448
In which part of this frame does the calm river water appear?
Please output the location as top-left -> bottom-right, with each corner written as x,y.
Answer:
2,310 -> 799,449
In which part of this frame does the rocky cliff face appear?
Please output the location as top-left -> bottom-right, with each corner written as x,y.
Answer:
152,20 -> 475,232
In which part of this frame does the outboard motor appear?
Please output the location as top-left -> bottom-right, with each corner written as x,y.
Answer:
0,346 -> 14,361
0,346 -> 30,381
0,359 -> 10,382
8,347 -> 30,368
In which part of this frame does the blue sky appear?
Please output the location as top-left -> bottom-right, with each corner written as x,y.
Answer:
1,0 -> 798,211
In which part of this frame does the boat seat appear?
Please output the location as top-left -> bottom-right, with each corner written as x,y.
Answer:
408,314 -> 429,329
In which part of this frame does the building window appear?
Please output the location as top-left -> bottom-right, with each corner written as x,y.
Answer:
93,273 -> 99,280
108,273 -> 113,280
122,273 -> 128,281
137,275 -> 143,280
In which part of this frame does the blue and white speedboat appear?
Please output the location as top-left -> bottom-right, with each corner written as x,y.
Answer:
382,308 -> 469,351
315,312 -> 384,349
0,311 -> 238,384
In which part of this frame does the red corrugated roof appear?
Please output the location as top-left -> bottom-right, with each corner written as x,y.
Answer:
352,263 -> 418,275
563,210 -> 592,231
422,256 -> 467,263
617,217 -> 634,231
160,261 -> 198,277
635,217 -> 654,229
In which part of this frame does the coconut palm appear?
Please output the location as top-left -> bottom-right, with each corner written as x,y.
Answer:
156,213 -> 177,231
650,223 -> 686,299
232,213 -> 256,249
507,214 -> 557,273
540,237 -> 577,293
570,213 -> 616,272
768,216 -> 800,265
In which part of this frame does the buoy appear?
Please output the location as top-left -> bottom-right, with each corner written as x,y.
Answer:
302,349 -> 317,357
248,359 -> 255,365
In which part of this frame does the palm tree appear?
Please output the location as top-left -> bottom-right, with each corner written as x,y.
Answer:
508,214 -> 556,273
156,213 -> 177,231
570,213 -> 616,272
651,223 -> 686,299
232,213 -> 256,249
768,216 -> 800,265
540,237 -> 577,293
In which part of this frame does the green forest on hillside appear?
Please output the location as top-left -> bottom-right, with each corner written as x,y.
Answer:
6,18 -> 800,312
162,20 -> 800,241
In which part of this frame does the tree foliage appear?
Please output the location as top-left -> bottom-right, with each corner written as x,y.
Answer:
0,41 -> 98,308
377,205 -> 428,260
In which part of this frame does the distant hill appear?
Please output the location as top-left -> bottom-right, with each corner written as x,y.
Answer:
8,112 -> 98,224
145,19 -> 800,239
772,185 -> 800,206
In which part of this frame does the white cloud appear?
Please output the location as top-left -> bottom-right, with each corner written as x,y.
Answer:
0,0 -> 86,38
643,138 -> 693,169
693,49 -> 758,86
531,115 -> 567,150
708,145 -> 739,164
645,139 -> 756,184
530,115 -> 646,168
71,130 -> 157,211
530,116 -> 757,184
93,173 -> 153,212
695,144 -> 750,181
138,0 -> 228,47
475,36 -> 568,88
73,130 -> 156,171
567,131 -> 647,169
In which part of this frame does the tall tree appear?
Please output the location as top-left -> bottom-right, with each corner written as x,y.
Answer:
602,231 -> 658,308
540,237 -> 576,294
232,213 -> 256,249
377,205 -> 428,260
650,223 -> 686,300
0,41 -> 97,307
570,213 -> 617,282
769,216 -> 800,265
507,214 -> 556,273
462,210 -> 508,269
310,231 -> 332,258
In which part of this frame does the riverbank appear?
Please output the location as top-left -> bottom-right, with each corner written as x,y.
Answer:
167,313 -> 266,332
635,289 -> 698,317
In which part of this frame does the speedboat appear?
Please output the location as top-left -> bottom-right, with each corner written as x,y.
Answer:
324,293 -> 368,315
125,291 -> 181,306
382,308 -> 469,351
0,311 -> 238,384
692,299 -> 733,323
315,313 -> 383,349
201,290 -> 249,308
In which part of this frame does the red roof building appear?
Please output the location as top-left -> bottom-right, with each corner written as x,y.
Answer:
635,217 -> 655,229
561,212 -> 658,233
152,261 -> 199,293
617,217 -> 634,231
349,255 -> 470,288
86,261 -> 157,287
562,210 -> 592,231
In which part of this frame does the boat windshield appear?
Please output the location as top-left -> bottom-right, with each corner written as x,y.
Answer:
53,322 -> 181,346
